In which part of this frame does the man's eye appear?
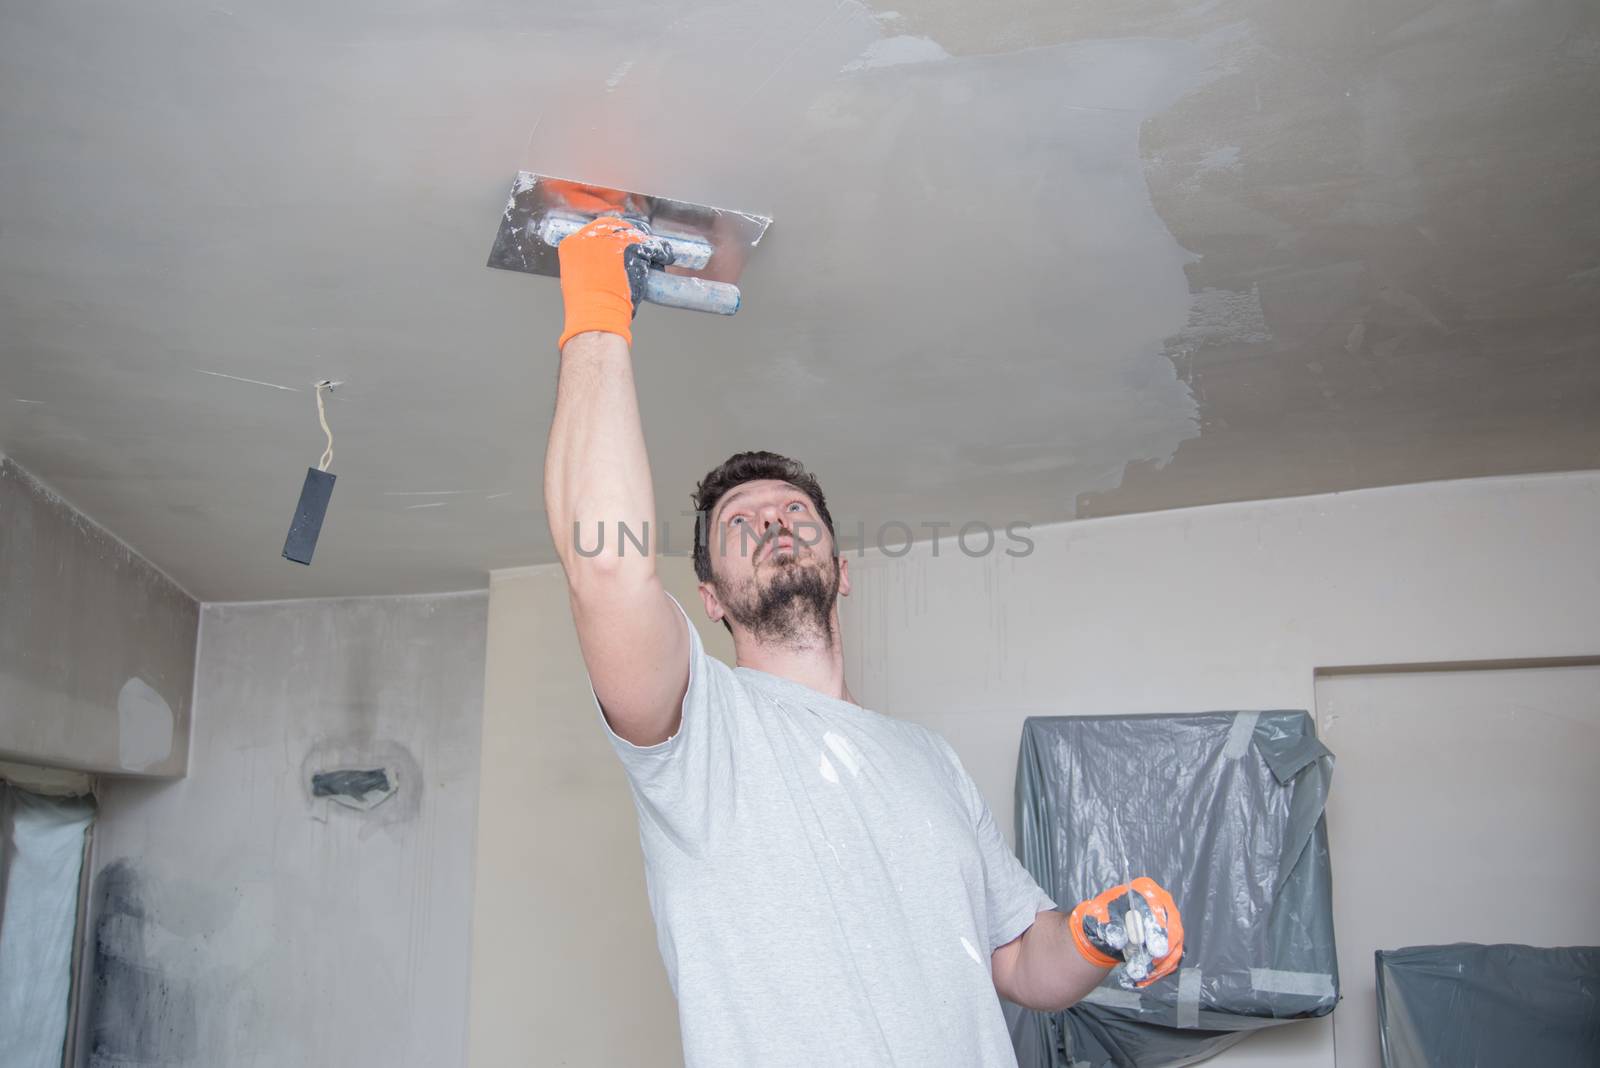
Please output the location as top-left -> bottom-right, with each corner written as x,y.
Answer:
788,502 -> 804,512
729,516 -> 746,526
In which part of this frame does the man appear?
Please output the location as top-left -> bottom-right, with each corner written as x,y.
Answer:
543,217 -> 1183,1066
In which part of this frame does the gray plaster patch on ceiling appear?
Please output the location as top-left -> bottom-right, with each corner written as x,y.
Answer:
1,0 -> 1597,600
684,35 -> 1214,553
1085,0 -> 1600,515
865,0 -> 1600,514
842,35 -> 951,72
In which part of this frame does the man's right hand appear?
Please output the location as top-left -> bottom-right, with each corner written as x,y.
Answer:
556,217 -> 673,350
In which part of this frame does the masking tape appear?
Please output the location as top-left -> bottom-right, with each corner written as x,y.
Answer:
1222,711 -> 1260,759
1176,967 -> 1202,1027
1082,986 -> 1142,1011
1249,968 -> 1336,998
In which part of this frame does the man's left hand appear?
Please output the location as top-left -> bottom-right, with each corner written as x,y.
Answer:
1067,876 -> 1184,987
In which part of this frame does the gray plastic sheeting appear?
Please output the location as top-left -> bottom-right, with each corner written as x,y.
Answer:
1376,943 -> 1600,1066
0,784 -> 96,1068
1007,711 -> 1338,1067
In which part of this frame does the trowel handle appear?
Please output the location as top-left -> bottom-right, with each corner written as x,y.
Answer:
535,215 -> 740,315
643,272 -> 742,316
536,215 -> 713,270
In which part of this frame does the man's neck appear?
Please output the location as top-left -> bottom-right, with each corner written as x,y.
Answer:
733,615 -> 856,705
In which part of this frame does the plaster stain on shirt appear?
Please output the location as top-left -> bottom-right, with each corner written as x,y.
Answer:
961,936 -> 983,964
822,731 -> 863,777
819,752 -> 839,783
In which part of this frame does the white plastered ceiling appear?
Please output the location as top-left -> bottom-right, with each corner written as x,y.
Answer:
2,0 -> 1597,600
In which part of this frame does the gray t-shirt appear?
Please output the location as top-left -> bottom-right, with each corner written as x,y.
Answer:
591,592 -> 1056,1067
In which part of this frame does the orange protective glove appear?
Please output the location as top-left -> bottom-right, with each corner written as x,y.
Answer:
1068,876 -> 1185,988
556,216 -> 672,350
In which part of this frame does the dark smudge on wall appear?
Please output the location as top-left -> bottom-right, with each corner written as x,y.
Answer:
86,860 -> 198,1066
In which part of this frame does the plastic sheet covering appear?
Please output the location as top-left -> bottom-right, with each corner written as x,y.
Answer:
1007,712 -> 1338,1067
0,783 -> 96,1068
1375,943 -> 1600,1067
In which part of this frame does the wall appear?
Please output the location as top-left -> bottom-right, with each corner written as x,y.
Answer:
1316,663 -> 1600,1068
82,591 -> 487,1067
0,457 -> 197,776
469,471 -> 1600,1067
467,563 -> 729,1066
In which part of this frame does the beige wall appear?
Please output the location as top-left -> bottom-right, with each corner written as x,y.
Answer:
468,471 -> 1600,1067
468,562 -> 728,1066
1316,664 -> 1600,1068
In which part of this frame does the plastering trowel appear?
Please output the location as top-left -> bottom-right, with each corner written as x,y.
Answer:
486,172 -> 771,315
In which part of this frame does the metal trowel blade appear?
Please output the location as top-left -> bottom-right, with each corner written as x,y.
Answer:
486,172 -> 771,287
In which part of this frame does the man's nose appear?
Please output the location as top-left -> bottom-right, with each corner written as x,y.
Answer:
754,511 -> 795,551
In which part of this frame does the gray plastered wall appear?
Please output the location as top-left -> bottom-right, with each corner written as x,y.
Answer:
80,590 -> 488,1067
0,456 -> 196,777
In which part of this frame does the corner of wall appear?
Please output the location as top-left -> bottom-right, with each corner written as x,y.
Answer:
0,456 -> 199,777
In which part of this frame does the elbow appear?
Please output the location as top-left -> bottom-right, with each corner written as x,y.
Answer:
999,984 -> 1088,1014
991,914 -> 1107,1013
555,517 -> 654,585
990,939 -> 1028,1009
550,505 -> 658,578
563,553 -> 658,609
1037,992 -> 1089,1014
995,981 -> 1080,1015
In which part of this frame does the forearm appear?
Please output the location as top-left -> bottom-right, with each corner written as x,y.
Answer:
544,331 -> 659,581
996,910 -> 1112,1012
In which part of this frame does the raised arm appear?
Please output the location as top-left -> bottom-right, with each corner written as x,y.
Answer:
543,218 -> 687,747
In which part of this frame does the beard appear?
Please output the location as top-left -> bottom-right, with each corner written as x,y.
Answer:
716,545 -> 840,648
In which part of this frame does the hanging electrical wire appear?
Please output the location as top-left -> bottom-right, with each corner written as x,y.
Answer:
283,378 -> 340,566
314,380 -> 335,471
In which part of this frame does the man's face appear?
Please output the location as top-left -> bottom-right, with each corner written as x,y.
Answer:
704,479 -> 848,644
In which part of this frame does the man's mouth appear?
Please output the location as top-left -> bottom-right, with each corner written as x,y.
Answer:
762,535 -> 796,561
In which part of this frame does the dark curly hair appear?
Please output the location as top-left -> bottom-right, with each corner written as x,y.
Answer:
692,450 -> 837,589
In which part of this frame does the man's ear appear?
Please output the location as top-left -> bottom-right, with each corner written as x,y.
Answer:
698,581 -> 724,623
837,555 -> 851,597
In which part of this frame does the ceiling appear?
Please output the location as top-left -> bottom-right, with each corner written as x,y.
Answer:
2,0 -> 1596,602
